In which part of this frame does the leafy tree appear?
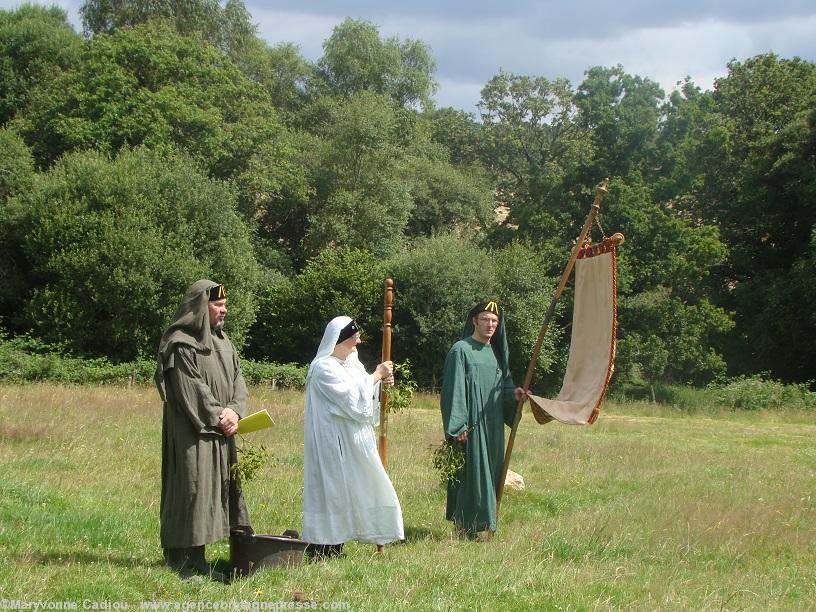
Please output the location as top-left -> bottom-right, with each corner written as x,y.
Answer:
239,41 -> 317,117
2,147 -> 259,360
478,70 -> 594,246
248,237 -> 567,390
493,241 -> 564,392
79,0 -> 257,60
384,235 -> 567,388
669,54 -> 816,379
652,78 -> 717,203
705,54 -> 816,277
81,0 -> 211,34
233,126 -> 313,244
0,127 -> 33,202
426,107 -> 484,166
407,109 -> 497,237
301,91 -> 413,259
574,65 -> 664,182
478,68 -> 732,385
617,287 -> 732,385
0,5 -> 81,125
20,21 -> 287,174
401,153 -> 494,237
318,18 -> 437,110
18,19 -> 303,228
215,0 -> 258,60
601,178 -> 732,384
0,128 -> 35,329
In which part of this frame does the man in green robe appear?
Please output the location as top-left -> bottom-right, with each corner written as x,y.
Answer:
441,300 -> 525,537
155,279 -> 252,581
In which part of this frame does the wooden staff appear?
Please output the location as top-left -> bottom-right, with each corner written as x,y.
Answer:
376,278 -> 394,555
496,180 -> 609,513
379,278 -> 394,468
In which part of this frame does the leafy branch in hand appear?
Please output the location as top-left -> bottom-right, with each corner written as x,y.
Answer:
383,360 -> 417,413
231,435 -> 274,486
430,435 -> 468,486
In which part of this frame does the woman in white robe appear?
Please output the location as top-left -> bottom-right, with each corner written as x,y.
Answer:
302,316 -> 404,556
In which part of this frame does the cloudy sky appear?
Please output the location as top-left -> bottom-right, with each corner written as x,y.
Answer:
3,0 -> 815,113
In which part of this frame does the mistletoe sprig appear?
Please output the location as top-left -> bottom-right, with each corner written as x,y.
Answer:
430,434 -> 469,486
383,360 -> 417,413
231,435 -> 274,486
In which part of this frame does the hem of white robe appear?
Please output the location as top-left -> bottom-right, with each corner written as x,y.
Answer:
303,514 -> 404,546
303,531 -> 404,546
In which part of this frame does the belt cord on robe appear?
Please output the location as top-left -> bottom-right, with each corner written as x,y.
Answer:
376,277 -> 394,555
496,180 -> 609,513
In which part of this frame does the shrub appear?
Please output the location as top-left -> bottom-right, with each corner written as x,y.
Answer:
246,246 -> 385,365
387,235 -> 565,389
387,234 -> 495,387
0,331 -> 305,388
0,332 -> 154,384
707,375 -> 816,411
3,147 -> 259,360
240,360 -> 307,389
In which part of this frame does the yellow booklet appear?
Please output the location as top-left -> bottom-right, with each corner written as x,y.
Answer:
237,409 -> 273,434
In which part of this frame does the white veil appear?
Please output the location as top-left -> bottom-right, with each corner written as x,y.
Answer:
306,315 -> 379,411
308,316 -> 351,372
307,316 -> 368,375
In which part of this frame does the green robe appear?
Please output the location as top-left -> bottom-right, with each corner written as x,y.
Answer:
159,331 -> 251,548
441,337 -> 516,533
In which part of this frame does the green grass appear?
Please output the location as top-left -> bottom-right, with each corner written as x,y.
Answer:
1,384 -> 815,609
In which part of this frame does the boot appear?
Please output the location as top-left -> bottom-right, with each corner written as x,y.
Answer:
164,547 -> 228,584
189,546 -> 229,584
164,547 -> 199,581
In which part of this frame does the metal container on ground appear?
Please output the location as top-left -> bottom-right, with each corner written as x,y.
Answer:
230,528 -> 308,577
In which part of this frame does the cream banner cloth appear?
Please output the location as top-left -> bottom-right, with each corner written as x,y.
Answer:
529,242 -> 617,425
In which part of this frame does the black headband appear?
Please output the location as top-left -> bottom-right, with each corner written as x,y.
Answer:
472,300 -> 500,316
209,284 -> 226,301
336,319 -> 359,344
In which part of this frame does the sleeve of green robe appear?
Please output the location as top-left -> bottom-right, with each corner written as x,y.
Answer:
167,346 -> 225,434
441,345 -> 469,438
501,371 -> 517,427
226,351 -> 248,419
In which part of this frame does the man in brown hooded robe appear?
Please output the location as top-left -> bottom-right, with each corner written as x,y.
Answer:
155,279 -> 252,581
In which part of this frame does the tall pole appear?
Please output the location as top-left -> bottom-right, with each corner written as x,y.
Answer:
496,180 -> 609,513
379,278 -> 394,469
376,278 -> 394,555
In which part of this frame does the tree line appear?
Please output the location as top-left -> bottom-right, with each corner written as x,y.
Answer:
1,2 -> 814,389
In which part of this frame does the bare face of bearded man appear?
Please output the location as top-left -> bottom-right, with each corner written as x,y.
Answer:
208,298 -> 227,332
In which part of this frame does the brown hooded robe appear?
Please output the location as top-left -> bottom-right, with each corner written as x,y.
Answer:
155,279 -> 251,548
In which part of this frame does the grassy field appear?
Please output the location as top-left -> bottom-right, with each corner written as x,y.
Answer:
1,384 -> 814,610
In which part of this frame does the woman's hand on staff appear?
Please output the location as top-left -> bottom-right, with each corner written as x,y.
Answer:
373,360 -> 394,384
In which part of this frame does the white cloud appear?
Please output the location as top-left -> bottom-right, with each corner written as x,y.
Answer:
434,77 -> 484,114
1,0 -> 814,111
550,14 -> 816,93
250,8 -> 338,59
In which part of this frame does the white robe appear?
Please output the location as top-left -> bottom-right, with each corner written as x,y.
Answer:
302,317 -> 404,545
